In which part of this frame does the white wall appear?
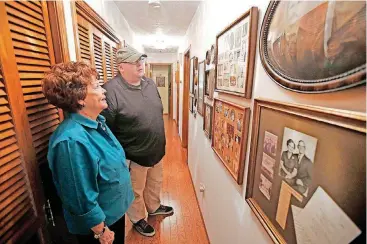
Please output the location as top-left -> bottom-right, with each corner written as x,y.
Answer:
63,0 -> 138,61
177,1 -> 366,244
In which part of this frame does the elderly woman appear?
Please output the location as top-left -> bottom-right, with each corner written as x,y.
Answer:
42,62 -> 134,244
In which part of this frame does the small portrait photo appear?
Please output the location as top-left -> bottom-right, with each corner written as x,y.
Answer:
261,153 -> 275,179
230,109 -> 235,122
263,131 -> 278,158
235,135 -> 241,144
236,113 -> 243,132
224,108 -> 229,117
242,22 -> 248,37
279,127 -> 317,197
227,123 -> 234,138
235,26 -> 242,49
156,76 -> 165,87
217,78 -> 223,87
259,174 -> 272,200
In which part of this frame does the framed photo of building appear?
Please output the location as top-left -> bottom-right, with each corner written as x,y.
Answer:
212,98 -> 250,184
246,99 -> 365,244
215,7 -> 258,98
259,1 -> 366,93
203,102 -> 213,139
197,60 -> 205,116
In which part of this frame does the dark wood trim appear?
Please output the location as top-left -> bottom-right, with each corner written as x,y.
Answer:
0,2 -> 43,241
211,98 -> 250,184
47,1 -> 70,63
74,0 -> 120,44
215,7 -> 258,98
182,46 -> 191,148
176,61 -> 180,125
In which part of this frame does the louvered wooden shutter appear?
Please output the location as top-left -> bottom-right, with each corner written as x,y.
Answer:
0,66 -> 37,243
104,42 -> 112,80
78,23 -> 91,65
93,34 -> 104,85
112,46 -> 118,77
5,1 -> 60,166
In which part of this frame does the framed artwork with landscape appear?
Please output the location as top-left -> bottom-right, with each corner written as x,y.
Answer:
215,7 -> 258,98
259,1 -> 366,93
212,98 -> 250,184
246,99 -> 366,244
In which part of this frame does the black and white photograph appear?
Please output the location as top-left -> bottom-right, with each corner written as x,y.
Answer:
261,152 -> 275,179
263,131 -> 278,157
278,127 -> 317,197
259,174 -> 272,200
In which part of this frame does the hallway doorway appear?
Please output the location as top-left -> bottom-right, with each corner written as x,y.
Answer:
150,64 -> 173,116
181,47 -> 190,149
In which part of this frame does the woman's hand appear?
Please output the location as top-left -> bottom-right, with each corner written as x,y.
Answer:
99,227 -> 115,244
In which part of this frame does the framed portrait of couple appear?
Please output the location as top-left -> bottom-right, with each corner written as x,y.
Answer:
245,99 -> 365,244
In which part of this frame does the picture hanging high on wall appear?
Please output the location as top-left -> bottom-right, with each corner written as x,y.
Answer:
212,98 -> 250,184
246,99 -> 366,244
197,60 -> 205,116
259,1 -> 366,93
215,7 -> 258,98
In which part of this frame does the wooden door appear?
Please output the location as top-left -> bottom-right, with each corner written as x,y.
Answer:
0,1 -> 64,242
176,61 -> 180,126
182,48 -> 190,148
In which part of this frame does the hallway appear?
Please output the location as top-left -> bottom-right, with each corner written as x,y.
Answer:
125,116 -> 209,244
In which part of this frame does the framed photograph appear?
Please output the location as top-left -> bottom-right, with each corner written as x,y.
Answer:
156,76 -> 165,87
246,99 -> 366,244
215,7 -> 259,98
197,60 -> 205,116
189,94 -> 194,113
260,1 -> 366,93
203,102 -> 213,139
212,98 -> 250,184
189,57 -> 194,94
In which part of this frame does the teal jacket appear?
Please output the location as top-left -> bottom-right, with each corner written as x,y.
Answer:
47,113 -> 134,234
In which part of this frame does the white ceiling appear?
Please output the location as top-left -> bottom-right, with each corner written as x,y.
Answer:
114,0 -> 201,53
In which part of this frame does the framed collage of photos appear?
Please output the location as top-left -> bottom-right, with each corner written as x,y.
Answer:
212,98 -> 250,184
197,60 -> 205,116
246,99 -> 366,244
215,7 -> 258,98
189,93 -> 194,113
189,57 -> 194,94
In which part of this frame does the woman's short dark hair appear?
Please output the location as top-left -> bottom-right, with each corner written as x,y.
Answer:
42,62 -> 98,113
286,139 -> 295,147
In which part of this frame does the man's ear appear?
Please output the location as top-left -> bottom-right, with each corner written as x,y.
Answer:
118,63 -> 124,73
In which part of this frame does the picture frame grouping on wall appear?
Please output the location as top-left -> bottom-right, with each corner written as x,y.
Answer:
197,60 -> 205,116
215,7 -> 259,98
189,93 -> 194,113
259,1 -> 366,93
203,101 -> 213,139
246,98 -> 366,244
212,98 -> 250,184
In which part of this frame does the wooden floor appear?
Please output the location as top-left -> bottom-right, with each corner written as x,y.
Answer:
125,116 -> 209,244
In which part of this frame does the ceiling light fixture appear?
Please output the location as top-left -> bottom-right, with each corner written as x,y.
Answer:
148,0 -> 161,8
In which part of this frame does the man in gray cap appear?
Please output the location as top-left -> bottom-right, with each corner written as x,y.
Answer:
101,44 -> 173,237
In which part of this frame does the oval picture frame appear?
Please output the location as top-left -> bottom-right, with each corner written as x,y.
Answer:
259,1 -> 366,93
